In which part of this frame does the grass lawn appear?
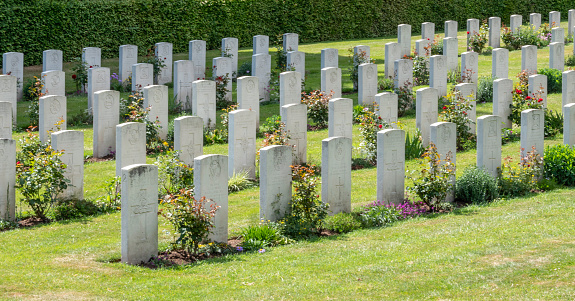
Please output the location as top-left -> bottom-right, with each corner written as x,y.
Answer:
2,21 -> 575,300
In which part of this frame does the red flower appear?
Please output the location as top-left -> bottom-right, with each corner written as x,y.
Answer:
525,96 -> 531,100
378,124 -> 383,129
516,89 -> 522,94
463,111 -> 467,115
89,66 -> 93,68
538,98 -> 543,102
467,31 -> 470,34
427,38 -> 430,40
443,106 -> 447,110
378,116 -> 382,120
72,74 -> 77,80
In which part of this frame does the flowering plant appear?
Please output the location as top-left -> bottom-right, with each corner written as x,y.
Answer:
468,21 -> 489,53
301,90 -> 332,129
355,105 -> 391,163
509,71 -> 543,126
498,146 -> 543,197
440,90 -> 475,150
348,48 -> 374,90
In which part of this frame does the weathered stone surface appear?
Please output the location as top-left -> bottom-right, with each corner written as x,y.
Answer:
328,97 -> 353,140
322,137 -> 352,215
194,154 -> 228,243
39,95 -> 66,143
93,90 -> 120,158
376,129 -> 405,205
116,122 -> 146,176
228,109 -> 257,179
477,115 -> 502,178
173,116 -> 203,167
259,145 -> 292,221
0,138 -> 15,221
416,87 -> 438,146
51,130 -> 84,200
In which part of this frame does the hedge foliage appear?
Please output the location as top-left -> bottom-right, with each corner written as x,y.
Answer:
0,0 -> 572,66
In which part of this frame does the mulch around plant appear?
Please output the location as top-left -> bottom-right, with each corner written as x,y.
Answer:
18,217 -> 45,227
84,155 -> 114,163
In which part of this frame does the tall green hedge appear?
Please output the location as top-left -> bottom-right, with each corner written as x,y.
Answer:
0,0 -> 572,66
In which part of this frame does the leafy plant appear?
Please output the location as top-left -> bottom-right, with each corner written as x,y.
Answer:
110,72 -> 131,92
412,55 -> 429,86
122,91 -> 170,154
430,35 -> 443,55
355,105 -> 391,163
501,24 -> 551,50
544,109 -> 563,138
301,90 -> 332,129
544,144 -> 575,186
537,68 -> 562,93
322,212 -> 361,233
502,128 -> 521,145
476,76 -> 494,102
394,80 -> 415,116
142,46 -> 166,84
51,199 -> 99,221
508,71 -> 542,126
566,55 -> 575,66
468,21 -> 488,53
237,61 -> 252,77
455,166 -> 498,204
95,176 -> 121,212
440,90 -> 475,151
71,57 -> 91,93
498,147 -> 543,197
155,151 -> 194,197
405,130 -> 424,160
356,201 -> 403,228
240,222 -> 290,251
260,115 -> 282,134
25,76 -> 44,127
348,47 -> 374,91
228,170 -> 254,193
378,77 -> 394,91
261,121 -> 290,148
213,71 -> 233,110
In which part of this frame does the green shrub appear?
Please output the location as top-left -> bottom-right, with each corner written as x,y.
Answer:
476,76 -> 494,102
155,151 -> 194,197
95,176 -> 121,212
498,147 -> 543,197
468,22 -> 489,53
322,212 -> 362,233
455,166 -> 498,204
544,144 -> 575,186
405,130 -> 424,160
566,55 -> 575,67
430,35 -> 443,55
240,222 -> 290,251
260,115 -> 282,134
228,171 -> 254,193
301,90 -> 330,129
440,90 -> 475,151
356,203 -> 403,228
237,61 -> 252,77
51,199 -> 99,221
544,109 -> 563,138
537,68 -> 562,93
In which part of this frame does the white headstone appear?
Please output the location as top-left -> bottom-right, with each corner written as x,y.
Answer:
528,74 -> 548,108
0,75 -> 17,125
228,109 -> 257,179
328,97 -> 352,140
212,57 -> 232,103
421,22 -> 435,40
173,60 -> 195,111
321,48 -> 338,69
430,121 -> 456,202
493,78 -> 514,128
194,154 -> 228,242
569,9 -> 575,36
321,67 -> 342,99
253,35 -> 269,55
394,59 -> 413,90
564,103 -> 575,145
492,48 -> 509,79
461,51 -> 479,83
283,33 -> 299,51
119,45 -> 138,83
376,92 -> 399,126
0,138 -> 15,221
192,80 -> 216,129
82,47 -> 101,68
51,130 -> 84,200
467,18 -> 480,48
416,87 -> 438,146
88,67 -> 110,112
488,17 -> 501,48
0,102 -> 12,139
93,90 -> 120,158
259,145 -> 292,221
286,51 -> 305,85
354,45 -> 370,61
189,40 -> 206,80
221,38 -> 238,78
549,11 -> 561,28
520,109 -> 545,159
530,13 -> 541,30
131,63 -> 153,92
562,70 -> 575,110
39,95 -> 66,143
551,27 -> 565,44
415,39 -> 431,58
510,15 -> 522,34
454,83 -> 477,134
41,70 -> 65,97
443,37 -> 459,72
155,42 -> 173,85
252,53 -> 272,102
174,116 -> 203,167
521,45 -> 538,74
237,76 -> 260,128
280,71 -> 301,107
430,55 -> 447,96
549,42 -> 565,71
358,63 -> 378,105
322,137 -> 352,215
2,52 -> 23,100
385,42 -> 401,79
43,49 -> 63,72
281,103 -> 307,165
143,85 -> 169,139
121,164 -> 158,265
477,115 -> 502,178
116,122 -> 146,176
376,129 -> 405,205
445,20 -> 458,38
398,24 -> 412,58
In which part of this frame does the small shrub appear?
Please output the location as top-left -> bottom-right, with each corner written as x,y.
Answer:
348,47 -> 374,90
502,25 -> 551,50
356,105 -> 391,163
544,144 -> 575,186
301,90 -> 332,129
468,21 -> 488,53
509,71 -> 542,126
378,77 -> 394,91
430,35 -> 443,55
51,199 -> 99,221
322,212 -> 361,233
356,202 -> 403,228
261,121 -> 290,148
455,166 -> 498,204
110,73 -> 130,92
240,222 -> 290,251
405,130 -> 424,160
394,80 -> 415,116
155,151 -> 194,197
566,55 -> 575,67
25,76 -> 44,127
237,61 -> 252,77
213,72 -> 233,110
537,177 -> 560,191
502,127 -> 521,145
260,115 -> 282,134
95,176 -> 121,212
498,147 -> 543,197
228,171 -> 254,193
142,46 -> 166,84
544,109 -> 563,138
537,68 -> 562,93
440,90 -> 475,151
476,76 -> 494,102
412,56 -> 429,86
71,57 -> 91,93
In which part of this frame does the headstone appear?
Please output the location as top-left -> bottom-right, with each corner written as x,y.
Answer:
443,37 -> 458,72
493,78 -> 514,128
0,75 -> 17,125
0,102 -> 12,139
173,116 -> 203,167
461,51 -> 479,83
549,11 -> 561,28
43,49 -> 63,72
93,90 -> 120,158
321,48 -> 338,69
421,22 -> 435,40
143,85 -> 169,139
530,13 -> 541,30
415,39 -> 431,57
562,70 -> 575,110
328,98 -> 353,139
119,45 -> 138,83
551,27 -> 565,44
228,109 -> 257,179
194,154 -> 228,243
549,42 -> 565,71
121,164 -> 158,265
510,15 -> 522,34
173,60 -> 195,110
321,137 -> 352,215
520,109 -> 544,159
354,45 -> 370,61
41,70 -> 65,97
394,59 -> 413,90
116,122 -> 146,176
376,92 -> 398,125
454,83 -> 477,134
416,87 -> 438,146
398,24 -> 412,58
283,33 -> 298,51
445,20 -> 458,38
281,103 -> 307,165
528,74 -> 548,108
259,145 -> 292,221
192,80 -> 216,128
376,129 -> 405,205
385,42 -> 401,79
251,53 -> 272,102
279,71 -> 302,107
213,56 -> 233,102
189,40 -> 206,80
467,18 -> 480,48
321,67 -> 342,99
237,76 -> 260,128
155,42 -> 173,85
358,63 -> 378,105
51,130 -> 84,200
221,38 -> 238,78
430,121 -> 456,202
477,115 -> 502,178
521,45 -> 538,74
131,63 -> 153,92
82,47 -> 101,68
286,51 -> 305,85
87,67 -> 110,112
429,55 -> 447,96
492,48 -> 509,79
0,139 -> 15,221
2,52 -> 23,100
39,95 -> 66,143
488,17 -> 501,48
253,35 -> 269,55
564,103 -> 575,145
569,9 -> 575,36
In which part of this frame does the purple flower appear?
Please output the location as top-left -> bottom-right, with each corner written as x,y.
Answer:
236,246 -> 244,252
258,249 -> 266,253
